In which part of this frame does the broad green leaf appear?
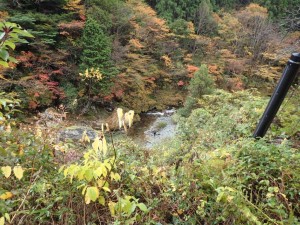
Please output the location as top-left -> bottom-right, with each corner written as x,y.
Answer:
84,169 -> 93,182
13,165 -> 24,180
85,186 -> 99,204
14,29 -> 34,38
8,56 -> 18,63
0,32 -> 5,40
137,203 -> 148,212
123,199 -> 136,215
4,41 -> 15,50
8,33 -> 18,39
0,49 -> 9,61
3,22 -> 16,27
15,38 -> 28,44
1,166 -> 12,178
0,217 -> 4,225
0,61 -> 9,67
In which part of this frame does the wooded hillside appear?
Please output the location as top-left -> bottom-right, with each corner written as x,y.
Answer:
0,0 -> 300,224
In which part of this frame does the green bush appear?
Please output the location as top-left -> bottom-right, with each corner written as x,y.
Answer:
177,64 -> 215,117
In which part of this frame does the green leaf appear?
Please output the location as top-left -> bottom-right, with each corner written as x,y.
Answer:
0,49 -> 9,61
85,186 -> 99,204
0,32 -> 5,40
123,199 -> 136,216
137,203 -> 148,212
15,29 -> 34,38
58,166 -> 65,173
216,191 -> 225,203
4,41 -> 15,50
0,61 -> 9,67
8,56 -> 18,63
4,213 -> 10,222
16,38 -> 28,44
84,169 -> 93,182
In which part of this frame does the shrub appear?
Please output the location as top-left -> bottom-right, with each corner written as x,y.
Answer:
177,64 -> 214,117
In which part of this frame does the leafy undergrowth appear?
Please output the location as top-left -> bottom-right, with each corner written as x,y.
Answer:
1,89 -> 300,224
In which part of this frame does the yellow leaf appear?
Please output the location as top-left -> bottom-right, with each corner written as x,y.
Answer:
117,108 -> 123,129
85,194 -> 91,204
1,166 -> 12,178
105,123 -> 110,132
94,167 -> 102,178
0,191 -> 13,200
85,186 -> 99,204
13,166 -> 24,180
114,173 -> 121,181
102,186 -> 111,192
102,136 -> 107,156
99,195 -> 105,206
92,138 -> 100,153
81,130 -> 90,143
0,217 -> 4,225
124,110 -> 134,128
108,201 -> 116,216
97,179 -> 104,187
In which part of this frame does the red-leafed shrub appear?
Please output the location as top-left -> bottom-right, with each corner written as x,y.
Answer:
177,80 -> 185,87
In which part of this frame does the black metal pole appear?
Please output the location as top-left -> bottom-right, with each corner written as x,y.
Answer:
253,52 -> 300,138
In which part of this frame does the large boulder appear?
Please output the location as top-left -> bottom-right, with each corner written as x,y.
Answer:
58,126 -> 98,142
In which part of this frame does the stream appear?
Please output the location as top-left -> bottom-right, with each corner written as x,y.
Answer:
127,108 -> 177,148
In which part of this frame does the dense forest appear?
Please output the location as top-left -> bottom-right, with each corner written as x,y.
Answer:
0,0 -> 300,224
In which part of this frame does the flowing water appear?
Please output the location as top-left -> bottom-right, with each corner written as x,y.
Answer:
128,109 -> 177,148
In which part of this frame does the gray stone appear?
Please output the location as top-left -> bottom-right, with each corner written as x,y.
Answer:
58,126 -> 98,141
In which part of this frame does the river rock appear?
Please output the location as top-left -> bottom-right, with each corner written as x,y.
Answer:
105,110 -> 120,131
58,126 -> 98,141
